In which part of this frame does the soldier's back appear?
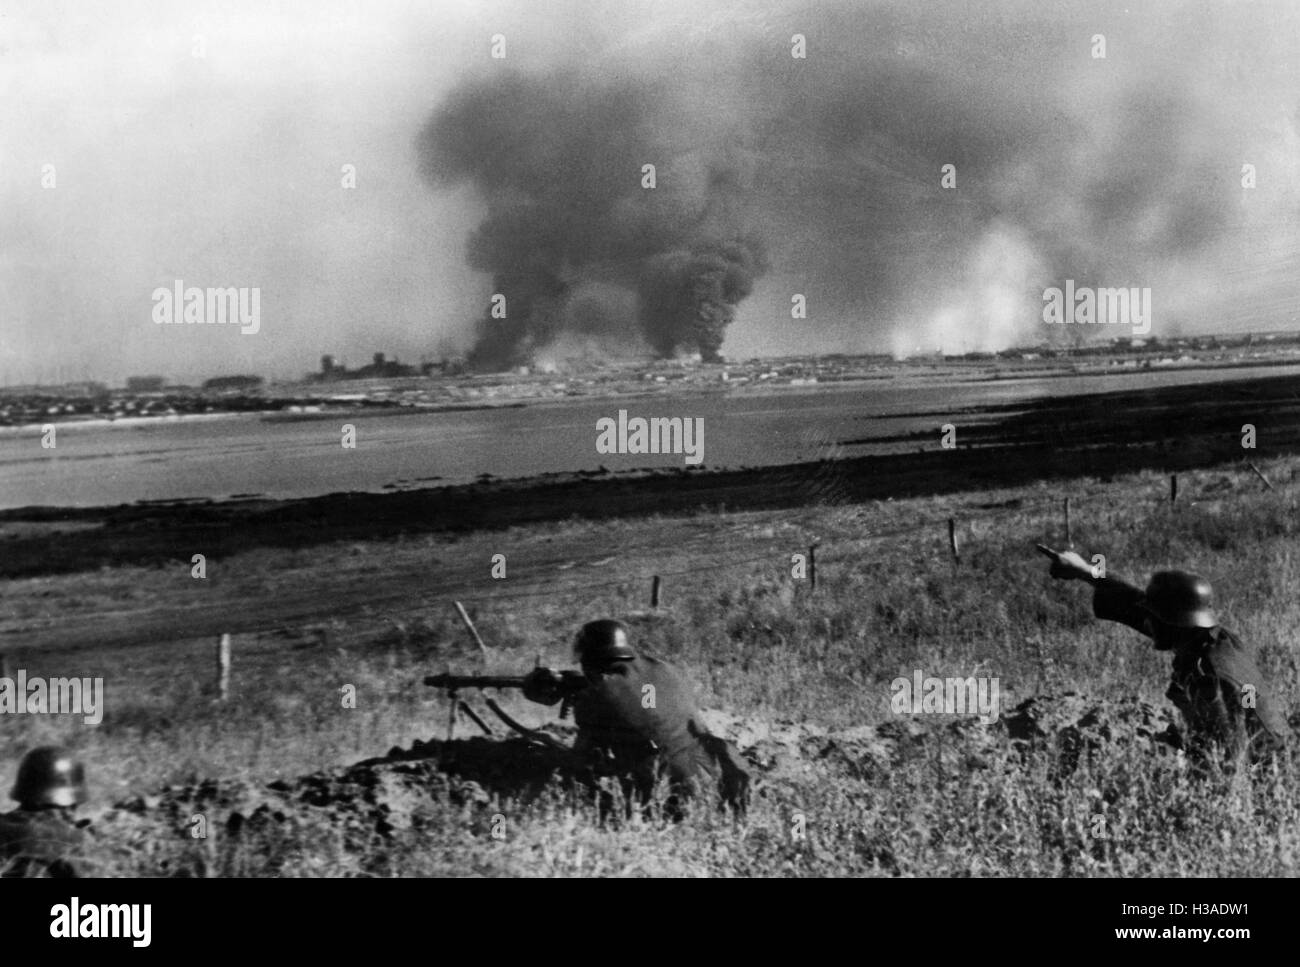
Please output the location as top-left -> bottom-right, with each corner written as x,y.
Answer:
574,654 -> 752,810
575,654 -> 702,761
1169,626 -> 1289,766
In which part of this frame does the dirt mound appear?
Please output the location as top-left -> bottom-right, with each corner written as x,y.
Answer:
702,693 -> 1194,786
83,692 -> 1210,872
303,733 -> 582,810
997,691 -> 1185,778
999,691 -> 1179,744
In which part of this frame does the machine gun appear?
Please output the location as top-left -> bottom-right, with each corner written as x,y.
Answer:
424,669 -> 588,741
424,670 -> 587,705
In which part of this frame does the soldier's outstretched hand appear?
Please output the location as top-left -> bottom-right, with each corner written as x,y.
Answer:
1036,544 -> 1095,581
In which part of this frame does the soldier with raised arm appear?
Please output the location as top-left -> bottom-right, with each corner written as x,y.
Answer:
1040,547 -> 1288,767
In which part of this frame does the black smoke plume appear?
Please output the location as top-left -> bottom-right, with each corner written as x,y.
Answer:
417,72 -> 768,369
638,237 -> 769,362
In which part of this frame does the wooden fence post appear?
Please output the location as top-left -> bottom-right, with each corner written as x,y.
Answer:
216,634 -> 231,702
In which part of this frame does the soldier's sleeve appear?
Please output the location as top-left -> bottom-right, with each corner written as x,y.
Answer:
0,814 -> 81,879
571,688 -> 617,757
1204,633 -> 1290,740
0,816 -> 21,876
1091,576 -> 1153,638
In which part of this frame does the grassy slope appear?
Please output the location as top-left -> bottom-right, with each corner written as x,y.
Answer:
2,457 -> 1299,876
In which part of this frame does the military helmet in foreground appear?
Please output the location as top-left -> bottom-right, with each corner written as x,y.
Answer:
574,619 -> 636,665
1140,571 -> 1217,629
11,746 -> 87,809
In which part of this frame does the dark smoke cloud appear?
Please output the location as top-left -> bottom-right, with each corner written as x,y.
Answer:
638,237 -> 769,361
419,0 -> 1300,365
418,71 -> 768,367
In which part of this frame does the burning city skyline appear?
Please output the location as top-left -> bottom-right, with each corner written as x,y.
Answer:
2,0 -> 1298,381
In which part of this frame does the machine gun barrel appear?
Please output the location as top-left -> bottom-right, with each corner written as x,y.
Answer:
423,674 -> 528,690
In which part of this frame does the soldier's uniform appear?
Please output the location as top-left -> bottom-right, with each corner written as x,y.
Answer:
0,746 -> 89,878
527,620 -> 751,813
1091,574 -> 1288,763
0,809 -> 86,878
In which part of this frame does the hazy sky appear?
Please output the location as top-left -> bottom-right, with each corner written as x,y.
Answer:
3,0 -> 1298,383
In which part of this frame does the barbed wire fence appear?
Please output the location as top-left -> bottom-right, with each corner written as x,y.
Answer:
177,458 -> 1300,697
444,465 -> 1292,607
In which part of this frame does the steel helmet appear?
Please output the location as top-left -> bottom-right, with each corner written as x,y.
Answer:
574,619 -> 636,665
11,746 -> 87,809
1140,571 -> 1217,629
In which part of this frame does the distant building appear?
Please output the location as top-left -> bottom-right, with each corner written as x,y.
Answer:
202,375 -> 264,392
352,352 -> 416,379
311,352 -> 417,381
125,376 -> 166,392
314,354 -> 349,380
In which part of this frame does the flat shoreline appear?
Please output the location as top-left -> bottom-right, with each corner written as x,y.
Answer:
8,352 -> 1300,435
3,369 -> 1300,581
7,358 -> 1300,512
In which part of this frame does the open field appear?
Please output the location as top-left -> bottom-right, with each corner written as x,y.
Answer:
3,372 -> 1300,876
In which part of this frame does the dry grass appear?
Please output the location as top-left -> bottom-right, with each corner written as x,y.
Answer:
3,457 -> 1299,876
